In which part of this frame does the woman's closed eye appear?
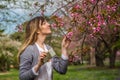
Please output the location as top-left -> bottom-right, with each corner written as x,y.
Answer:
43,21 -> 47,25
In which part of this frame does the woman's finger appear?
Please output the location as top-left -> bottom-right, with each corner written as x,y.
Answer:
65,39 -> 71,48
62,36 -> 66,43
40,56 -> 45,59
41,52 -> 47,56
41,54 -> 47,58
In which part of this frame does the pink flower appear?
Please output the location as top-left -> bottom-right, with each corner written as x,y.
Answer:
74,4 -> 80,9
90,0 -> 96,4
112,6 -> 116,11
51,23 -> 57,28
92,27 -> 101,33
18,29 -> 22,32
17,25 -> 23,32
103,22 -> 106,25
83,3 -> 86,7
88,21 -> 93,26
114,27 -> 117,31
93,20 -> 96,22
108,15 -> 111,18
59,22 -> 64,27
90,23 -> 93,26
97,15 -> 101,19
90,34 -> 94,38
92,27 -> 96,30
107,5 -> 110,9
66,32 -> 73,40
70,13 -> 74,17
70,12 -> 79,18
96,27 -> 101,31
41,10 -> 44,16
88,21 -> 91,24
98,22 -> 101,27
117,51 -> 120,55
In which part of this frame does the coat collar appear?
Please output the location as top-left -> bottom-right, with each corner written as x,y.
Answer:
35,43 -> 48,53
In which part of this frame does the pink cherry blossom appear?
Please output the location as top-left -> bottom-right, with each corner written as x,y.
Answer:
59,22 -> 64,27
93,27 -> 101,33
112,6 -> 116,11
70,13 -> 74,17
97,22 -> 101,27
70,12 -> 79,18
74,4 -> 80,9
93,20 -> 96,22
107,5 -> 110,9
90,34 -> 94,38
41,10 -> 44,16
90,23 -> 93,26
114,27 -> 117,31
97,14 -> 101,20
66,31 -> 73,39
96,27 -> 101,31
17,25 -> 23,32
117,51 -> 120,56
90,0 -> 96,4
103,22 -> 106,25
51,23 -> 57,28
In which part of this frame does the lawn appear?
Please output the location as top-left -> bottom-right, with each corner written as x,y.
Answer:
0,65 -> 119,80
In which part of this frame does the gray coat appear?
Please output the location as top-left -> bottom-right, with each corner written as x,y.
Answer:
19,44 -> 68,80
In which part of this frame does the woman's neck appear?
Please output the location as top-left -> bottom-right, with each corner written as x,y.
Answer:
36,34 -> 46,48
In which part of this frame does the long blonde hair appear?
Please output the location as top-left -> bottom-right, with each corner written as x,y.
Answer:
18,16 -> 45,62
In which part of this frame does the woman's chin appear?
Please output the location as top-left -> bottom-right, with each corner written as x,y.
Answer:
44,32 -> 52,35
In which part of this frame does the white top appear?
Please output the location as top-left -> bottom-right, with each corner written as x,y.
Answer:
32,43 -> 68,80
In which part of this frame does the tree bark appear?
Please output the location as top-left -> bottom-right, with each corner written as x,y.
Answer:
109,48 -> 118,68
90,47 -> 96,65
94,39 -> 104,67
95,54 -> 104,67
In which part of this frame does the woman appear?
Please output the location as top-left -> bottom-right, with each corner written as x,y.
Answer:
18,16 -> 71,80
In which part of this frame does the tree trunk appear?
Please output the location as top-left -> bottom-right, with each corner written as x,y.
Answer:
95,54 -> 104,67
94,40 -> 104,67
81,54 -> 84,64
109,48 -> 118,68
90,47 -> 96,65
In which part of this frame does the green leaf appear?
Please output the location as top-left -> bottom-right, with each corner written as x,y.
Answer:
112,39 -> 120,49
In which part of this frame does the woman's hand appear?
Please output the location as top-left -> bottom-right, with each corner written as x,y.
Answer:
34,52 -> 47,73
61,36 -> 71,57
38,52 -> 47,65
62,36 -> 71,49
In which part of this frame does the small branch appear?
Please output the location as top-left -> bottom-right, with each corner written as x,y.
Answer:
91,0 -> 100,14
31,7 -> 41,17
50,0 -> 80,16
99,36 -> 112,53
81,33 -> 86,51
50,2 -> 72,16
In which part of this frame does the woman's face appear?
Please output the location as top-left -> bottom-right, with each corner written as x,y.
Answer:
38,20 -> 51,35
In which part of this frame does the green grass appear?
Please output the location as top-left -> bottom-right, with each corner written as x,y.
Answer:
0,69 -> 18,80
0,65 -> 119,80
54,65 -> 120,80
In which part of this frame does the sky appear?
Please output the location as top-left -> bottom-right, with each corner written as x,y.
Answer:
0,0 -> 63,34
